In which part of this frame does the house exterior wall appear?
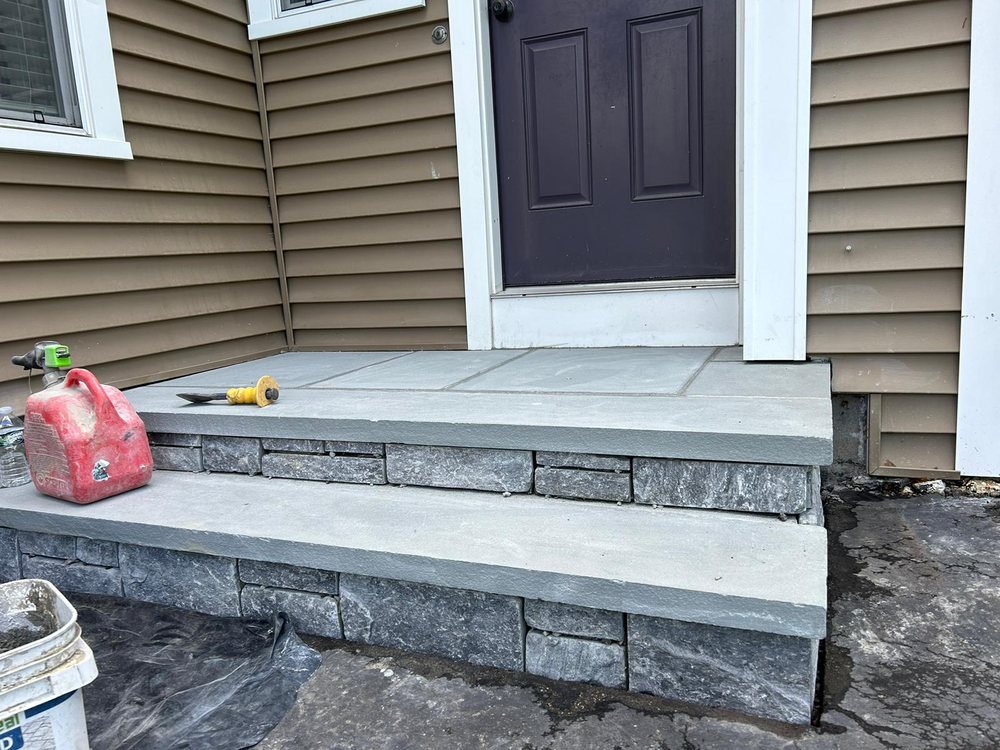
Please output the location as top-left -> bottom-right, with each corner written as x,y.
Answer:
0,0 -> 285,413
258,0 -> 466,350
0,0 -> 973,476
807,0 -> 971,474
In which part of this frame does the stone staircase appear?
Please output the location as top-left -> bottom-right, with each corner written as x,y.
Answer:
0,348 -> 832,725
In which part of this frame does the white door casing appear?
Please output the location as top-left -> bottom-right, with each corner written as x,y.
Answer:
448,0 -> 811,356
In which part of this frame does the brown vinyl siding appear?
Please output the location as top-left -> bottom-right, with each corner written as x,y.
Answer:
258,0 -> 466,350
808,0 -> 971,474
0,0 -> 285,413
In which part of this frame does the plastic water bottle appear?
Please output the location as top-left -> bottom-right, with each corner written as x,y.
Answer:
0,406 -> 31,488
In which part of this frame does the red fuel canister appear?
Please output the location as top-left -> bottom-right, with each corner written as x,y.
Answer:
23,368 -> 153,503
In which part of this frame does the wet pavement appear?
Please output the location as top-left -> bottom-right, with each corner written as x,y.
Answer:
258,489 -> 1000,749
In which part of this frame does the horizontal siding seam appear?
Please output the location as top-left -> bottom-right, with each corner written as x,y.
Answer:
812,33 -> 972,63
812,0 -> 932,18
811,84 -> 970,108
107,8 -> 252,54
111,48 -> 256,85
170,0 -> 248,24
808,179 -> 966,195
267,113 -> 459,145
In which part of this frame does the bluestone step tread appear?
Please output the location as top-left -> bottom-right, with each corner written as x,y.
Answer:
0,473 -> 826,639
127,387 -> 831,465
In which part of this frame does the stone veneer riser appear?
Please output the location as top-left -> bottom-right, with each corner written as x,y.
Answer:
0,527 -> 819,725
147,433 -> 821,518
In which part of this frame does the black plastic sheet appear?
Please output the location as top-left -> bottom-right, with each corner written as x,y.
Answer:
72,594 -> 321,750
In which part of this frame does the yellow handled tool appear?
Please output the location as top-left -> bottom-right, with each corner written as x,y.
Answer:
177,375 -> 279,407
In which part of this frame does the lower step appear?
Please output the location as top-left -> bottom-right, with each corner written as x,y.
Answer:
0,472 -> 826,724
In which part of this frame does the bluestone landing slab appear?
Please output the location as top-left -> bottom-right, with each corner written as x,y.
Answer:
149,351 -> 408,389
0,472 -> 826,639
310,350 -> 528,390
126,349 -> 832,466
449,347 -> 714,394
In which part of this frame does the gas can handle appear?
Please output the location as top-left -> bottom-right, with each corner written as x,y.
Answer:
64,368 -> 125,426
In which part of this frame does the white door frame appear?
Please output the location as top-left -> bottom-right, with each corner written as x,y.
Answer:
956,0 -> 1000,478
448,0 -> 811,358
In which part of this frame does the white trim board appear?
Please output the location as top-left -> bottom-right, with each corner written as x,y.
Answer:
492,287 -> 739,349
957,0 -> 1000,478
448,0 -> 810,356
0,0 -> 131,160
740,0 -> 811,360
246,0 -> 425,39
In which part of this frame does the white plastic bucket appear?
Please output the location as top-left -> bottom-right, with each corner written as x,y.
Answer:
0,580 -> 98,750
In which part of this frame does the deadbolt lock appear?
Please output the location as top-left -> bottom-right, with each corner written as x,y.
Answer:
490,0 -> 513,22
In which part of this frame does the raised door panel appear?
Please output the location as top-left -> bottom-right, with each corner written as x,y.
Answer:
629,10 -> 702,200
522,31 -> 592,209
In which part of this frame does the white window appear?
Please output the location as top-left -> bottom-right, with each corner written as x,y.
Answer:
0,0 -> 131,159
247,0 -> 426,40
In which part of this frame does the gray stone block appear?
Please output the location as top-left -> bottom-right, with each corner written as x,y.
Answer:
151,445 -> 203,473
798,501 -> 825,527
21,555 -> 122,596
76,538 -> 118,567
534,467 -> 631,503
525,631 -> 626,689
241,585 -> 343,639
203,436 -> 262,475
18,530 -> 76,559
524,600 -> 624,641
628,615 -> 818,724
633,458 -> 808,514
799,468 -> 825,526
386,445 -> 532,493
147,432 -> 202,447
262,453 -> 386,484
120,544 -> 240,617
340,574 -> 524,670
536,452 -> 630,472
263,438 -> 326,453
0,528 -> 19,582
325,441 -> 384,457
239,559 -> 338,595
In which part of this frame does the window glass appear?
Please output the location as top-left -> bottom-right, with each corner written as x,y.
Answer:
0,0 -> 79,126
281,0 -> 337,11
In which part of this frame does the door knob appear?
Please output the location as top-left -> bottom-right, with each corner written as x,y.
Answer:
490,0 -> 513,21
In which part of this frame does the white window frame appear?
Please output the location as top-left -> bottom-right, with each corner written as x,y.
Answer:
0,0 -> 131,160
448,0 -> 811,357
247,0 -> 425,39
956,0 -> 1000,478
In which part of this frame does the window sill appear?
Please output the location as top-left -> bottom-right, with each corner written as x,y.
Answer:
247,0 -> 426,40
0,125 -> 132,160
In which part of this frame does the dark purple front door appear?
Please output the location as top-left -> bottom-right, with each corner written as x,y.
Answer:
490,0 -> 736,287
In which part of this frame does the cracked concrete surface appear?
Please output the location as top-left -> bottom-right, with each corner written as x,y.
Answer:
259,490 -> 1000,749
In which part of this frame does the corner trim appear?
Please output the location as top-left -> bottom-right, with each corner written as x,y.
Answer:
956,0 -> 1000,478
740,0 -> 811,361
251,40 -> 295,349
